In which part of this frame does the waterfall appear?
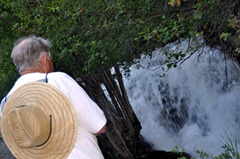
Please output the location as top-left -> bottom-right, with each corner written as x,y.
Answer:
123,39 -> 240,157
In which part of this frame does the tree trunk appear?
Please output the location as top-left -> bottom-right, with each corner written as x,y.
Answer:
78,66 -> 144,159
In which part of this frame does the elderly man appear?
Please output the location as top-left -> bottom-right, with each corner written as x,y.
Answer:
0,35 -> 107,159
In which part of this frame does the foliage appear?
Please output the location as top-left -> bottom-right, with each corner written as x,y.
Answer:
172,137 -> 240,159
0,0 -> 238,89
171,145 -> 188,159
196,140 -> 240,159
0,38 -> 18,98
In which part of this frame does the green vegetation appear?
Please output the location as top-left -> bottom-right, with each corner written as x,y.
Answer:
0,0 -> 239,158
0,0 -> 239,85
172,137 -> 240,159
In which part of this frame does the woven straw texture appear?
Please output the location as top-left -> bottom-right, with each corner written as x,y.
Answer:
1,82 -> 77,159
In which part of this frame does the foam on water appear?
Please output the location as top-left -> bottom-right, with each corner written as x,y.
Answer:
123,39 -> 240,157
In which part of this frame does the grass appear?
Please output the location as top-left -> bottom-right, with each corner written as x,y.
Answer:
172,134 -> 240,159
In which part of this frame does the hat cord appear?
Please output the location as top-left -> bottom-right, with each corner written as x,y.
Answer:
36,115 -> 52,147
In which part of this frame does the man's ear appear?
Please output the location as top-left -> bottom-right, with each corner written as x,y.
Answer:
40,54 -> 48,64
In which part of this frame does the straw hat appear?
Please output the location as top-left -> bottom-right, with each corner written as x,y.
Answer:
1,82 -> 77,159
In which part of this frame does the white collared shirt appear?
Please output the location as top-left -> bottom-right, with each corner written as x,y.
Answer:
1,72 -> 107,159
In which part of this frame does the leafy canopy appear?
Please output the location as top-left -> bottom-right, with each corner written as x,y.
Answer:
0,0 -> 238,96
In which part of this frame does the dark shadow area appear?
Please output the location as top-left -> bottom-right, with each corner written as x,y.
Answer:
0,132 -> 15,159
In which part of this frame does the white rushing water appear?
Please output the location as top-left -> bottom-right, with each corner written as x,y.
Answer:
123,39 -> 240,157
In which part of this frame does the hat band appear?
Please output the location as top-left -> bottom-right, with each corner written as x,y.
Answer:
36,115 -> 52,147
7,105 -> 52,148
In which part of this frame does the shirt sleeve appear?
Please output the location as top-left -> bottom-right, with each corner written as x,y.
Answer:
49,72 -> 107,134
68,81 -> 107,134
50,72 -> 107,134
0,97 -> 7,117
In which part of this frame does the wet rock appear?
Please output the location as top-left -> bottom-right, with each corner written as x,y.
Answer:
0,133 -> 15,159
139,150 -> 191,159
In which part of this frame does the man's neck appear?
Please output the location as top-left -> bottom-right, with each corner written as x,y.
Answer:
20,69 -> 46,76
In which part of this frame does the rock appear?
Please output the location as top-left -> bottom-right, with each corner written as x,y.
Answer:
0,133 -> 15,159
139,150 -> 191,159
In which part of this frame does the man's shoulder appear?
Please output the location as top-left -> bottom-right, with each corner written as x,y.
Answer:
49,71 -> 68,76
48,72 -> 77,95
49,72 -> 72,79
48,72 -> 76,85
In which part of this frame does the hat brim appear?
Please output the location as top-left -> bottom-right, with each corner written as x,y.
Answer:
1,82 -> 77,159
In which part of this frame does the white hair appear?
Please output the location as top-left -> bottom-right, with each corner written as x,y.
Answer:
11,35 -> 52,73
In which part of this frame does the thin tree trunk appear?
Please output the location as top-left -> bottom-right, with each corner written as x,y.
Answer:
78,70 -> 141,159
114,64 -> 142,133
